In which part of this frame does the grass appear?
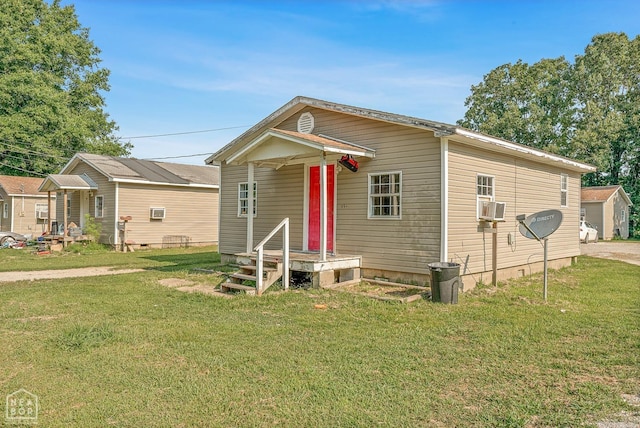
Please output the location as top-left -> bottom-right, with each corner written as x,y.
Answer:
0,249 -> 638,427
0,244 -> 222,272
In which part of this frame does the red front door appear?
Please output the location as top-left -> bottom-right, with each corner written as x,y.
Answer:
308,164 -> 334,252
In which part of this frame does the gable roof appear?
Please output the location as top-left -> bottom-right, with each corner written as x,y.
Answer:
0,175 -> 47,197
582,185 -> 632,205
39,173 -> 99,192
61,153 -> 219,188
207,96 -> 595,173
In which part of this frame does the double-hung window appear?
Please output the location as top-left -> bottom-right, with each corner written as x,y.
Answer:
238,182 -> 257,217
95,195 -> 104,218
476,174 -> 494,218
368,172 -> 402,219
560,174 -> 568,207
3,202 -> 8,218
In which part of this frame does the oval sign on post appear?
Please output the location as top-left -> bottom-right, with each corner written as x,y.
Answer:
518,209 -> 563,240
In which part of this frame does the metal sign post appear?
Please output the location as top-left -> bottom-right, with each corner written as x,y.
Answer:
517,210 -> 563,301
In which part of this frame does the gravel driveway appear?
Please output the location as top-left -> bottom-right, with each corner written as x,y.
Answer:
580,241 -> 640,266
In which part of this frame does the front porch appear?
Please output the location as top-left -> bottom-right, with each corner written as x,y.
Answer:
233,250 -> 362,288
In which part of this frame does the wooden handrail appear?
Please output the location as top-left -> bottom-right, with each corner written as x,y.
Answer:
254,217 -> 289,294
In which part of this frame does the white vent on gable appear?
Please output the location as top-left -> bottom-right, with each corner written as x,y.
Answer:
297,112 -> 314,134
150,207 -> 166,219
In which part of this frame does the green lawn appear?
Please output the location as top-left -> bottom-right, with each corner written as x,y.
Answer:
1,247 -> 638,427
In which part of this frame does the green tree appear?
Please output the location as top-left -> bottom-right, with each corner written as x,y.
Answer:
459,32 -> 640,236
0,0 -> 131,177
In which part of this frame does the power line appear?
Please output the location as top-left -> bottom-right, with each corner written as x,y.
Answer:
120,125 -> 251,140
0,161 -> 47,176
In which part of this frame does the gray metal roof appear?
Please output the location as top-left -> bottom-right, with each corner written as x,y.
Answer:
66,153 -> 219,187
39,173 -> 99,192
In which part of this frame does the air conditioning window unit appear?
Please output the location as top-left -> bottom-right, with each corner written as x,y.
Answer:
479,201 -> 506,221
36,210 -> 49,219
150,207 -> 166,219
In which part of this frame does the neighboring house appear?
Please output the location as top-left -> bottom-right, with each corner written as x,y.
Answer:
0,175 -> 56,237
38,153 -> 220,248
207,96 -> 595,289
581,185 -> 632,240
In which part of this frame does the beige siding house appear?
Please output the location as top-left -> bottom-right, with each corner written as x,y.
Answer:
207,97 -> 595,289
0,175 -> 56,237
581,186 -> 632,239
39,153 -> 219,248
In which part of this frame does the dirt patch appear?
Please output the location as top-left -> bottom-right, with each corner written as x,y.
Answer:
581,242 -> 640,266
332,280 -> 429,303
0,267 -> 144,283
158,278 -> 195,288
158,278 -> 232,298
595,393 -> 640,428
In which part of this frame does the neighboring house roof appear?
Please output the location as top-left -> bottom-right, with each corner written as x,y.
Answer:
0,174 -> 49,197
207,96 -> 596,173
582,185 -> 633,206
60,153 -> 219,188
39,173 -> 99,192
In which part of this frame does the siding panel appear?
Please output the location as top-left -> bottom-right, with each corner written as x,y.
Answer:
447,142 -> 582,276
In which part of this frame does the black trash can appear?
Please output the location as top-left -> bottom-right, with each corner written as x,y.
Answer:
428,262 -> 461,304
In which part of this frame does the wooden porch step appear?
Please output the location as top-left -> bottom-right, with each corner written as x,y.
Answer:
220,282 -> 256,295
230,272 -> 257,282
239,265 -> 278,273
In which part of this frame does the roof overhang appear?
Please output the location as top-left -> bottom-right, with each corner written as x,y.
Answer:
38,173 -> 99,192
453,129 -> 596,173
221,128 -> 375,169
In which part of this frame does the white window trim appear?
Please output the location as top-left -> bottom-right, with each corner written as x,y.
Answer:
621,209 -> 626,222
476,174 -> 495,219
3,202 -> 9,218
367,171 -> 402,220
560,174 -> 568,207
94,195 -> 105,218
237,182 -> 257,217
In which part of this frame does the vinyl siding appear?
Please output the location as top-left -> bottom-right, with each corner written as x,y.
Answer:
219,163 -> 305,254
219,107 -> 442,274
447,141 -> 582,275
612,193 -> 630,239
61,163 -> 116,243
0,195 -> 54,236
117,183 -> 218,246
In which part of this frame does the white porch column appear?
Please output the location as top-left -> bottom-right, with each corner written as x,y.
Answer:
246,162 -> 254,253
47,191 -> 52,233
320,153 -> 327,262
62,189 -> 68,248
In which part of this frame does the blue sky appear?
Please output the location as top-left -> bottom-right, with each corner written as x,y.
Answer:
69,0 -> 640,165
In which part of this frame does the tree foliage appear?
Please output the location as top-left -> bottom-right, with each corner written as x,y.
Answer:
0,0 -> 131,177
459,32 -> 640,236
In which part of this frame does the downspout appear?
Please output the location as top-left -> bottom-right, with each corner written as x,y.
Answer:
10,196 -> 15,232
601,202 -> 605,240
114,182 -> 119,247
440,137 -> 449,262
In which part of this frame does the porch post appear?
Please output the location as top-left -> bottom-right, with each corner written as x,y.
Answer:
320,152 -> 327,262
62,189 -> 68,248
246,162 -> 254,253
47,191 -> 52,233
